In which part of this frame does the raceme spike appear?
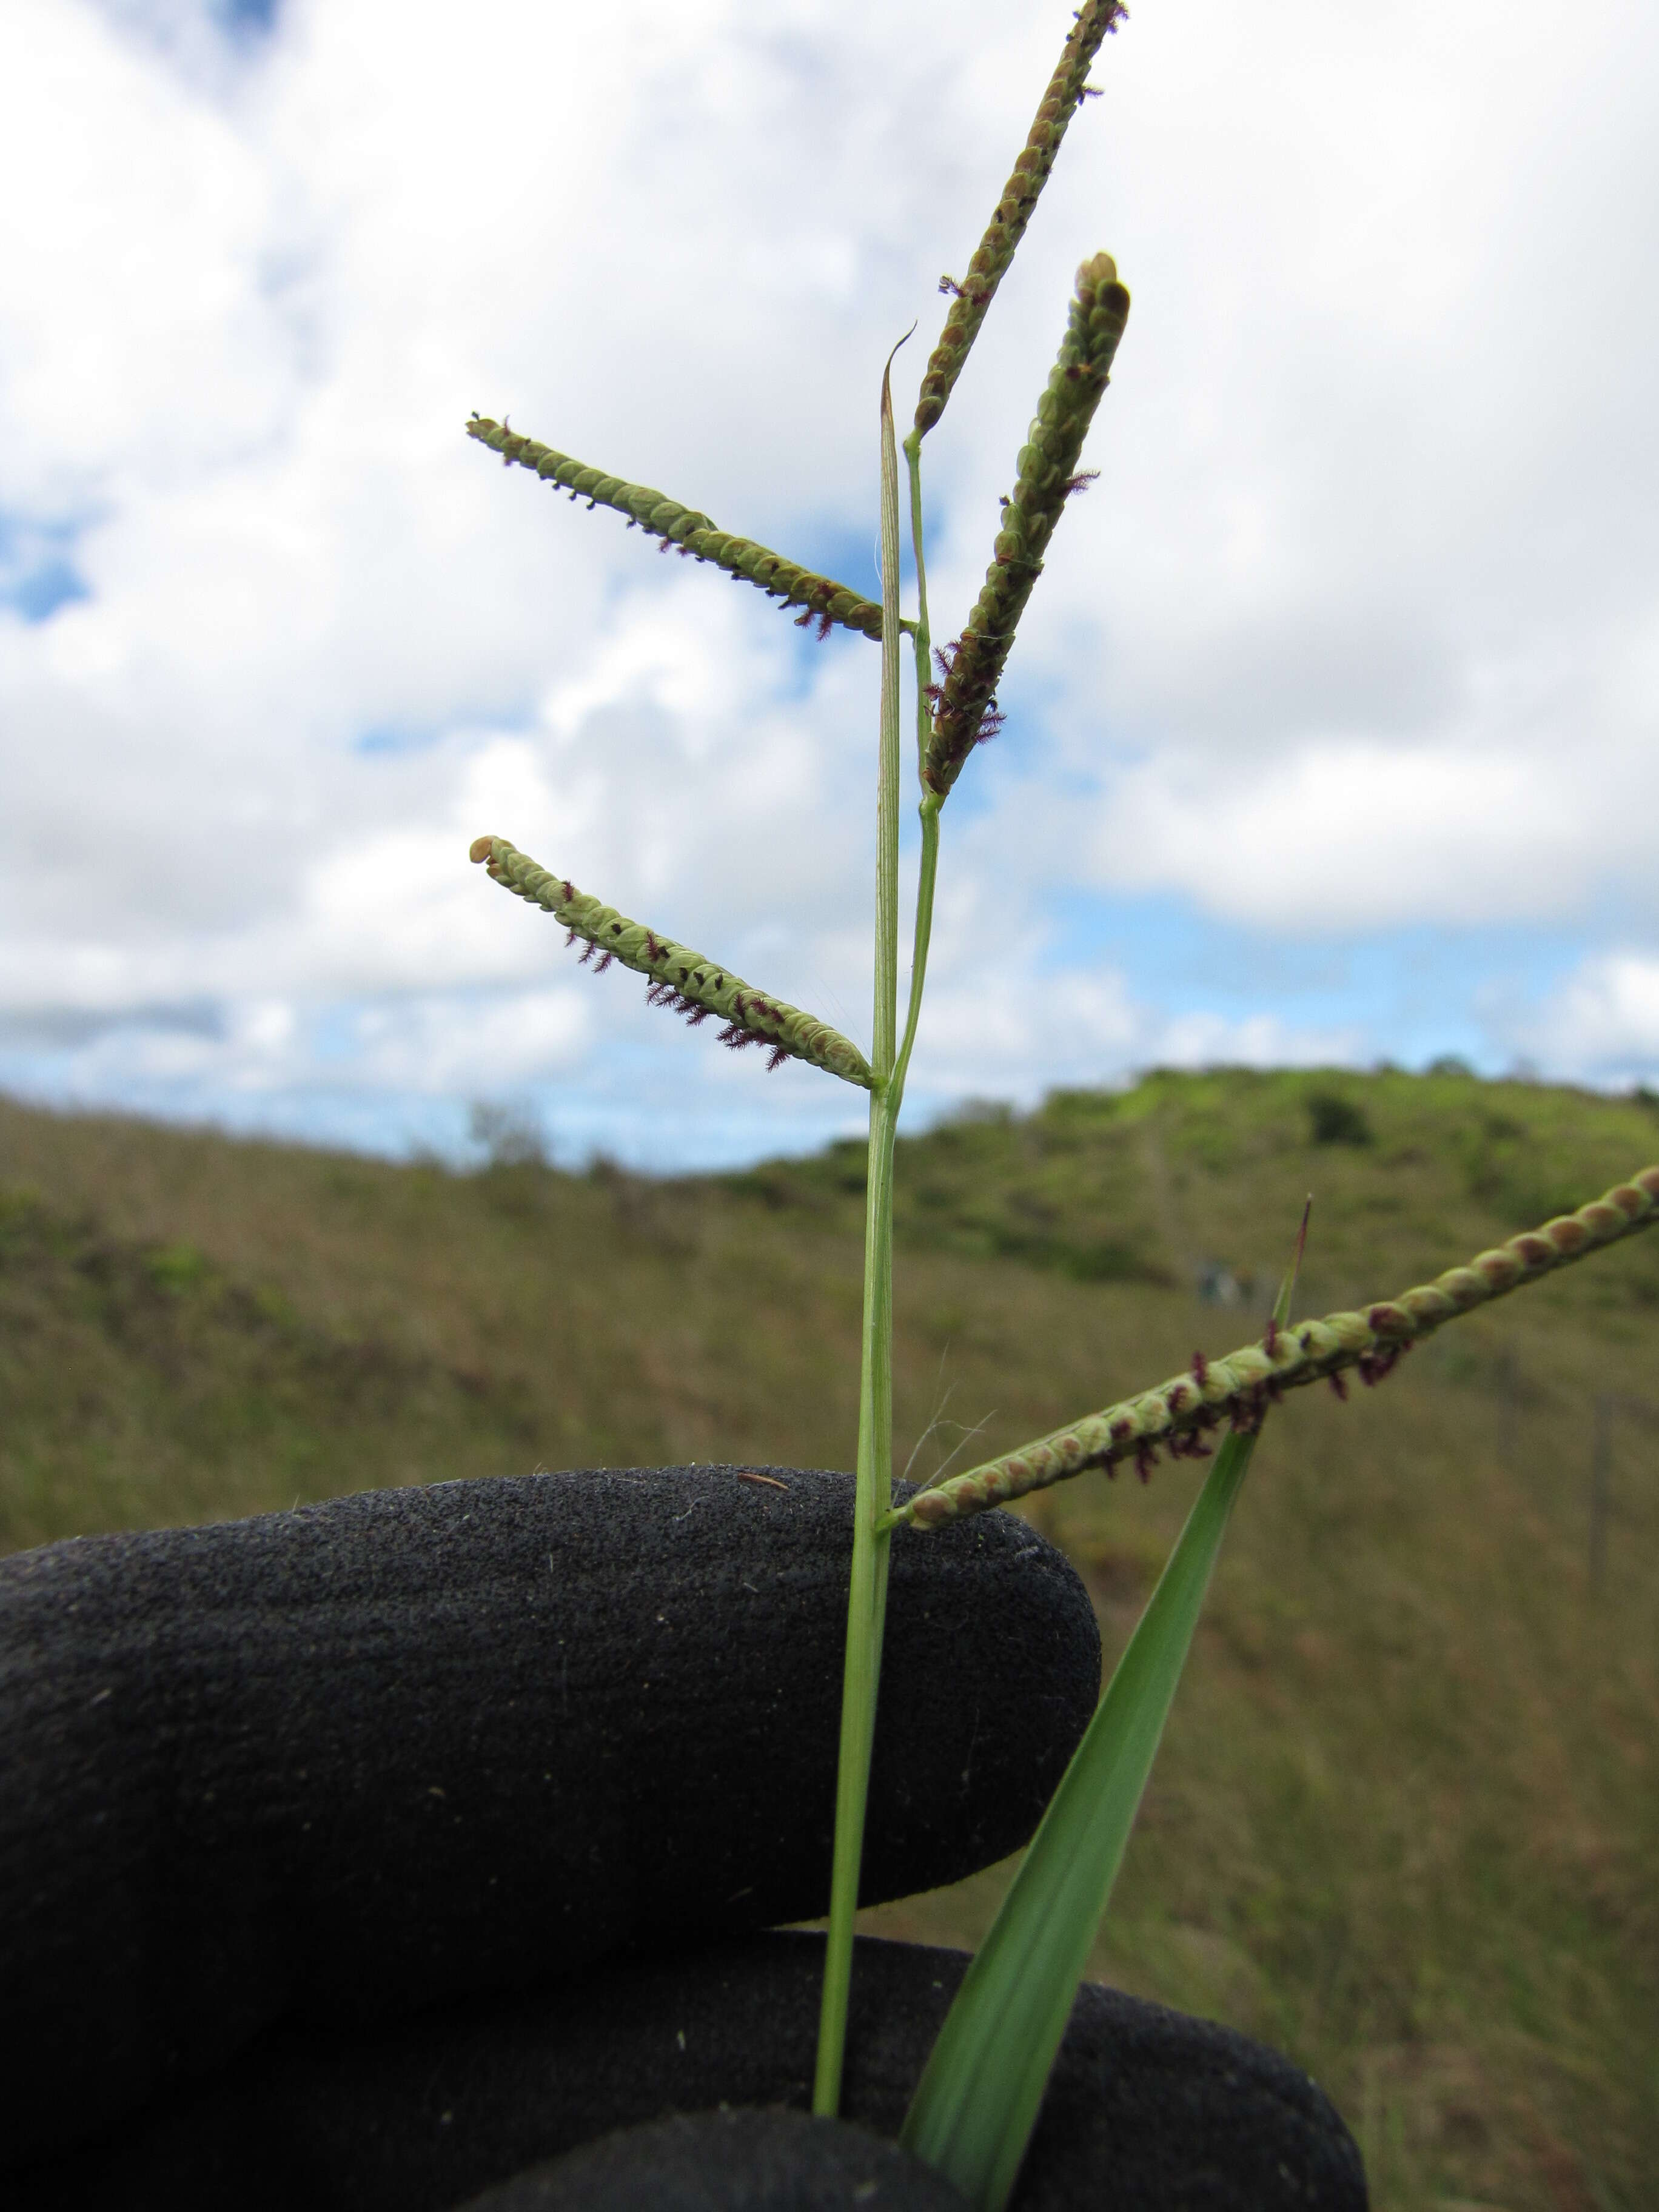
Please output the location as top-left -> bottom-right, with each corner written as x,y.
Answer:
914,0 -> 1126,438
922,253 -> 1130,799
887,1168 -> 1659,1527
466,418 -> 885,643
470,837 -> 874,1090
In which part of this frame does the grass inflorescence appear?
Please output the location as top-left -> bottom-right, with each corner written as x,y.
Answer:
466,415 -> 886,641
891,1167 -> 1659,1526
471,836 -> 873,1087
922,253 -> 1131,797
913,0 -> 1127,438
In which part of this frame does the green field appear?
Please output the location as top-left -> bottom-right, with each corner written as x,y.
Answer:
3,1067 -> 1655,2208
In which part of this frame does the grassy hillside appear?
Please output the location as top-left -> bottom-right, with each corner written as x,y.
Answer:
3,1068 -> 1657,2209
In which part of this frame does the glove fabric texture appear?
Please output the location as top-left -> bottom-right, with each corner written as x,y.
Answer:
1,1466 -> 1367,2208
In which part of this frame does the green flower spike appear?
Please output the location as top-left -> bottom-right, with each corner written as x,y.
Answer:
913,0 -> 1127,440
466,418 -> 886,643
922,251 -> 1130,799
888,1167 -> 1659,1527
471,836 -> 873,1090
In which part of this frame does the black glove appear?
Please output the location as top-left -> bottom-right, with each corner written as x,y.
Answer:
416,2109 -> 971,2211
1,1466 -> 1366,2208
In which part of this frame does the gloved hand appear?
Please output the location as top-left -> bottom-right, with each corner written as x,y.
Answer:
1,1466 -> 1366,2208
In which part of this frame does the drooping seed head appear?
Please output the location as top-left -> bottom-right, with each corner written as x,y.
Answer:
465,417 -> 885,643
886,1166 -> 1659,1527
469,835 -> 874,1089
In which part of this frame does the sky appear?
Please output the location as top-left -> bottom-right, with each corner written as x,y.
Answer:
2,0 -> 1658,1170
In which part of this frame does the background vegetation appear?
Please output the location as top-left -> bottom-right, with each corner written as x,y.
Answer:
2,1066 -> 1654,2210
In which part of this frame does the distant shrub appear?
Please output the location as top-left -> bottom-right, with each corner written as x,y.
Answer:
144,1241 -> 207,1293
1305,1091 -> 1375,1148
1061,1239 -> 1172,1286
469,1101 -> 548,1170
1042,1087 -> 1121,1125
947,1098 -> 1015,1128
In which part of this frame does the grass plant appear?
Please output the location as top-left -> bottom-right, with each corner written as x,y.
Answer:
452,2 -> 1659,2195
461,5 -> 1148,2149
446,6 -> 1658,2193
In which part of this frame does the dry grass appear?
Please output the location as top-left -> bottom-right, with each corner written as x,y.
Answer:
3,1067 -> 1655,2209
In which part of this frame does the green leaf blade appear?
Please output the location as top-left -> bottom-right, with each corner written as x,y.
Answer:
900,1426 -> 1259,2210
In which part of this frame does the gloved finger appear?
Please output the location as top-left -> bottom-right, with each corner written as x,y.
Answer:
453,2110 -> 970,2211
15,1932 -> 1367,2212
1,1466 -> 1099,2165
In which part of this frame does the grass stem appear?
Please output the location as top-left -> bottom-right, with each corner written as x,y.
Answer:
813,345 -> 908,2116
896,429 -> 942,1102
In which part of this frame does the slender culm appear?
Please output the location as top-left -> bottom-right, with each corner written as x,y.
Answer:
811,343 -> 910,2122
922,252 -> 1130,799
470,836 -> 874,1088
890,1168 -> 1659,1526
466,417 -> 885,642
913,0 -> 1127,439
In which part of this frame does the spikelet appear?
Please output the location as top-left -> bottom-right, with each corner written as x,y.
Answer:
466,418 -> 885,643
922,253 -> 1130,798
913,0 -> 1127,438
471,836 -> 874,1090
891,1168 -> 1659,1527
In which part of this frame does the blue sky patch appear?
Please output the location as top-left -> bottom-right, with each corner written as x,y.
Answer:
0,511 -> 93,625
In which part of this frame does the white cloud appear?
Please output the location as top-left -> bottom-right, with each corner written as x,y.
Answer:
910,957 -> 1359,1105
1521,953 -> 1659,1083
1088,734 -> 1624,931
1,0 -> 1657,1161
